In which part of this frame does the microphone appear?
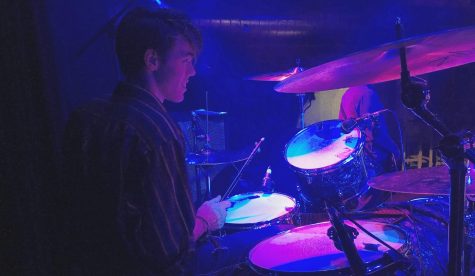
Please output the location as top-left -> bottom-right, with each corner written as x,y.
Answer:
262,166 -> 273,193
340,109 -> 389,134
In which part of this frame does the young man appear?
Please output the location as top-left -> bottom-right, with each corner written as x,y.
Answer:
62,8 -> 230,275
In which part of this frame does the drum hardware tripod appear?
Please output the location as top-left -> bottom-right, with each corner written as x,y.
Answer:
190,110 -> 213,200
397,19 -> 475,276
189,91 -> 232,200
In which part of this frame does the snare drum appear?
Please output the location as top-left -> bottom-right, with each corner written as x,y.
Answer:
225,192 -> 296,231
249,220 -> 408,274
285,120 -> 367,209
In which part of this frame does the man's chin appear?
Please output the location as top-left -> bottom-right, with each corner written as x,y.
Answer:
168,94 -> 185,103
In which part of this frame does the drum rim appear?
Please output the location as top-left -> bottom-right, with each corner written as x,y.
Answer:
248,220 -> 409,274
224,192 -> 296,228
283,119 -> 364,174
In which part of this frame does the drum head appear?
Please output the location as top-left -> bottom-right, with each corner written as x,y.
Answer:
249,220 -> 406,273
285,120 -> 362,171
225,192 -> 295,225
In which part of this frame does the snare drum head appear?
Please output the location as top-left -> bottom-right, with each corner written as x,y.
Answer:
249,221 -> 406,273
225,192 -> 295,225
285,120 -> 362,171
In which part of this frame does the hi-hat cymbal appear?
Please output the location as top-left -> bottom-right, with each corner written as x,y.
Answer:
247,66 -> 304,82
186,148 -> 250,165
368,166 -> 475,195
275,25 -> 475,93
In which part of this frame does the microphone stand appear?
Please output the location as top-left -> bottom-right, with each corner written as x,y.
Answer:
325,202 -> 366,275
396,18 -> 474,275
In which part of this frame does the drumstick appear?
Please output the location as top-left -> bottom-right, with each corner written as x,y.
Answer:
222,137 -> 265,200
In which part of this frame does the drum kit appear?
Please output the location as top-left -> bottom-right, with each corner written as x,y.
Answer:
189,24 -> 475,274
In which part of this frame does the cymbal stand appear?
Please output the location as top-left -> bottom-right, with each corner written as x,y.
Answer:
397,18 -> 475,275
201,91 -> 212,154
294,63 -> 307,129
297,94 -> 306,129
192,91 -> 213,200
190,112 -> 209,201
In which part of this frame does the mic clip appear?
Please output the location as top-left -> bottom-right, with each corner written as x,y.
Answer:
341,109 -> 389,134
327,224 -> 359,251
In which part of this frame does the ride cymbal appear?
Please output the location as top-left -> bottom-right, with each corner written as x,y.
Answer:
275,25 -> 475,93
368,166 -> 475,195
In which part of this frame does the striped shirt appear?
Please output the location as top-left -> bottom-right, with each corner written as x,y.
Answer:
62,82 -> 196,275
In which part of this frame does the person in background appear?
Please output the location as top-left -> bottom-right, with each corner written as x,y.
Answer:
339,85 -> 401,209
61,8 -> 230,275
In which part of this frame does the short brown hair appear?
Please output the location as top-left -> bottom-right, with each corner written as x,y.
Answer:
115,8 -> 202,78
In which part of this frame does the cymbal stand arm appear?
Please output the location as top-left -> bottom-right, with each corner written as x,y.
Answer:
297,94 -> 306,129
397,18 -> 473,276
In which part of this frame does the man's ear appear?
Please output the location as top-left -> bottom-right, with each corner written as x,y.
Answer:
144,49 -> 159,71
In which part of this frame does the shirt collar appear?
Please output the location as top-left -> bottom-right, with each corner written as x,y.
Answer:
112,81 -> 167,112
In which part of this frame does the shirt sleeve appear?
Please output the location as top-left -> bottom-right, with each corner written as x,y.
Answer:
118,131 -> 195,274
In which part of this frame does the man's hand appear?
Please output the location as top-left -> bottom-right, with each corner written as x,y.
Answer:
196,195 -> 231,231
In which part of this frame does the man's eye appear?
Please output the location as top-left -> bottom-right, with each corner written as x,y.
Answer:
184,58 -> 196,65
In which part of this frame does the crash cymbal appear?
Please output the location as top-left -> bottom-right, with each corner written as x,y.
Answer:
247,66 -> 304,82
368,166 -> 475,195
275,25 -> 475,93
186,148 -> 250,165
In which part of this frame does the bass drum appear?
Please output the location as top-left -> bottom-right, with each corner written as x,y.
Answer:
285,120 -> 367,210
249,220 -> 408,275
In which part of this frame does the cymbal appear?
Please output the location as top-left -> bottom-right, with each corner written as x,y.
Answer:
192,109 -> 227,117
368,166 -> 475,195
186,148 -> 250,165
247,66 -> 304,82
275,25 -> 475,93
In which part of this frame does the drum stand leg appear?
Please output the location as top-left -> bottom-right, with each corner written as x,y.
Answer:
195,165 -> 203,204
196,165 -> 213,201
296,93 -> 309,129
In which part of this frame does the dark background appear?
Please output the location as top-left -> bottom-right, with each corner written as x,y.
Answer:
2,0 -> 475,274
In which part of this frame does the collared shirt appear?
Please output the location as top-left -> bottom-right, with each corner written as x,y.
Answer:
62,82 -> 195,275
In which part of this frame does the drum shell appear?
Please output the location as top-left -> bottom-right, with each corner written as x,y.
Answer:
284,120 -> 367,208
224,192 -> 296,232
297,153 -> 368,209
224,212 -> 294,233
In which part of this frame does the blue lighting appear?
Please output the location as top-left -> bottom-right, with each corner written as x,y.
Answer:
154,0 -> 169,8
